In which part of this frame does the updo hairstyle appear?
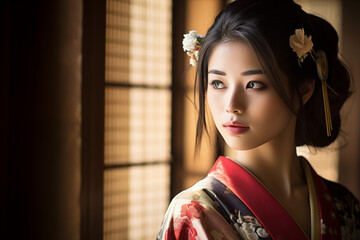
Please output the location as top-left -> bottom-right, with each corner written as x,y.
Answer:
195,0 -> 351,149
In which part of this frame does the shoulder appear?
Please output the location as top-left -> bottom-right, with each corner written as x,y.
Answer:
324,179 -> 358,200
323,179 -> 360,238
157,177 -> 239,240
324,178 -> 360,208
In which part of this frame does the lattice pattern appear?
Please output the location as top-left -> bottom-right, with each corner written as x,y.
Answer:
104,0 -> 172,239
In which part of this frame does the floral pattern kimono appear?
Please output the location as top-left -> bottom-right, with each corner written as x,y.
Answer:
157,156 -> 360,240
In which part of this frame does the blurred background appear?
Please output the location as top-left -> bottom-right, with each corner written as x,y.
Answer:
2,0 -> 359,239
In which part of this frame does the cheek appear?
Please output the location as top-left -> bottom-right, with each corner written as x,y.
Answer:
251,94 -> 291,125
207,93 -> 224,125
207,92 -> 221,113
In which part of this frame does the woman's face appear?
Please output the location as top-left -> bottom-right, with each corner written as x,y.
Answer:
207,41 -> 296,150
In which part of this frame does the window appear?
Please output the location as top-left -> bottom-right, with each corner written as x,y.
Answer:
103,0 -> 172,239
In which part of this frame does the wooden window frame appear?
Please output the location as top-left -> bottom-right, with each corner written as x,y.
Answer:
81,0 -> 106,239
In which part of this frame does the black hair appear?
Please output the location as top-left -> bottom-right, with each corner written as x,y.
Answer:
195,0 -> 351,150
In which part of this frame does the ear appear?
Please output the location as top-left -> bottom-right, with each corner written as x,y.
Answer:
301,80 -> 315,105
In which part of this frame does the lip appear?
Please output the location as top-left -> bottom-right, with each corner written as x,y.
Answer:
223,121 -> 249,135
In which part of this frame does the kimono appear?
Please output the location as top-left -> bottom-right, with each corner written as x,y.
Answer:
157,156 -> 360,240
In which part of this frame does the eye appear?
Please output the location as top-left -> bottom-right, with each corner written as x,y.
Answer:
209,80 -> 226,89
246,81 -> 266,90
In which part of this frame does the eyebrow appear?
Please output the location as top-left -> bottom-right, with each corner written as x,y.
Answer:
208,69 -> 263,76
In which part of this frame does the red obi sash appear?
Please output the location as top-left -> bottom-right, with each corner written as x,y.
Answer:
208,156 -> 341,240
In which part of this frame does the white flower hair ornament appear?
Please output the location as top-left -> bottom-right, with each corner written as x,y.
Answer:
182,30 -> 204,66
289,28 -> 339,136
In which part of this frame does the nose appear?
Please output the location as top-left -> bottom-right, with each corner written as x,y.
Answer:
225,88 -> 245,114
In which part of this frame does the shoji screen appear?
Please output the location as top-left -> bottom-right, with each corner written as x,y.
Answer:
103,0 -> 172,239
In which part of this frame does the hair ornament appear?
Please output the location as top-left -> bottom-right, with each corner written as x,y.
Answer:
290,29 -> 339,136
289,28 -> 314,65
182,30 -> 204,66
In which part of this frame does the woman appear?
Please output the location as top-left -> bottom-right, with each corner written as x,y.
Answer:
158,0 -> 360,239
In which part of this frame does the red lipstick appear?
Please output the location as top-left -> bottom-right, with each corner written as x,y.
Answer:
223,121 -> 249,135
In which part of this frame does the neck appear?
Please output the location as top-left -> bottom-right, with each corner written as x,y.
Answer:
232,129 -> 306,199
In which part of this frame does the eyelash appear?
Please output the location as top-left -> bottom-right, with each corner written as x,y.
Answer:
209,80 -> 226,89
209,80 -> 266,90
246,81 -> 266,90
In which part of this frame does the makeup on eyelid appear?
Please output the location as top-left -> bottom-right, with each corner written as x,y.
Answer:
208,80 -> 267,90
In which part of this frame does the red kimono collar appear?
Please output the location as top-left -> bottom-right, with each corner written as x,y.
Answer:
208,156 -> 341,240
